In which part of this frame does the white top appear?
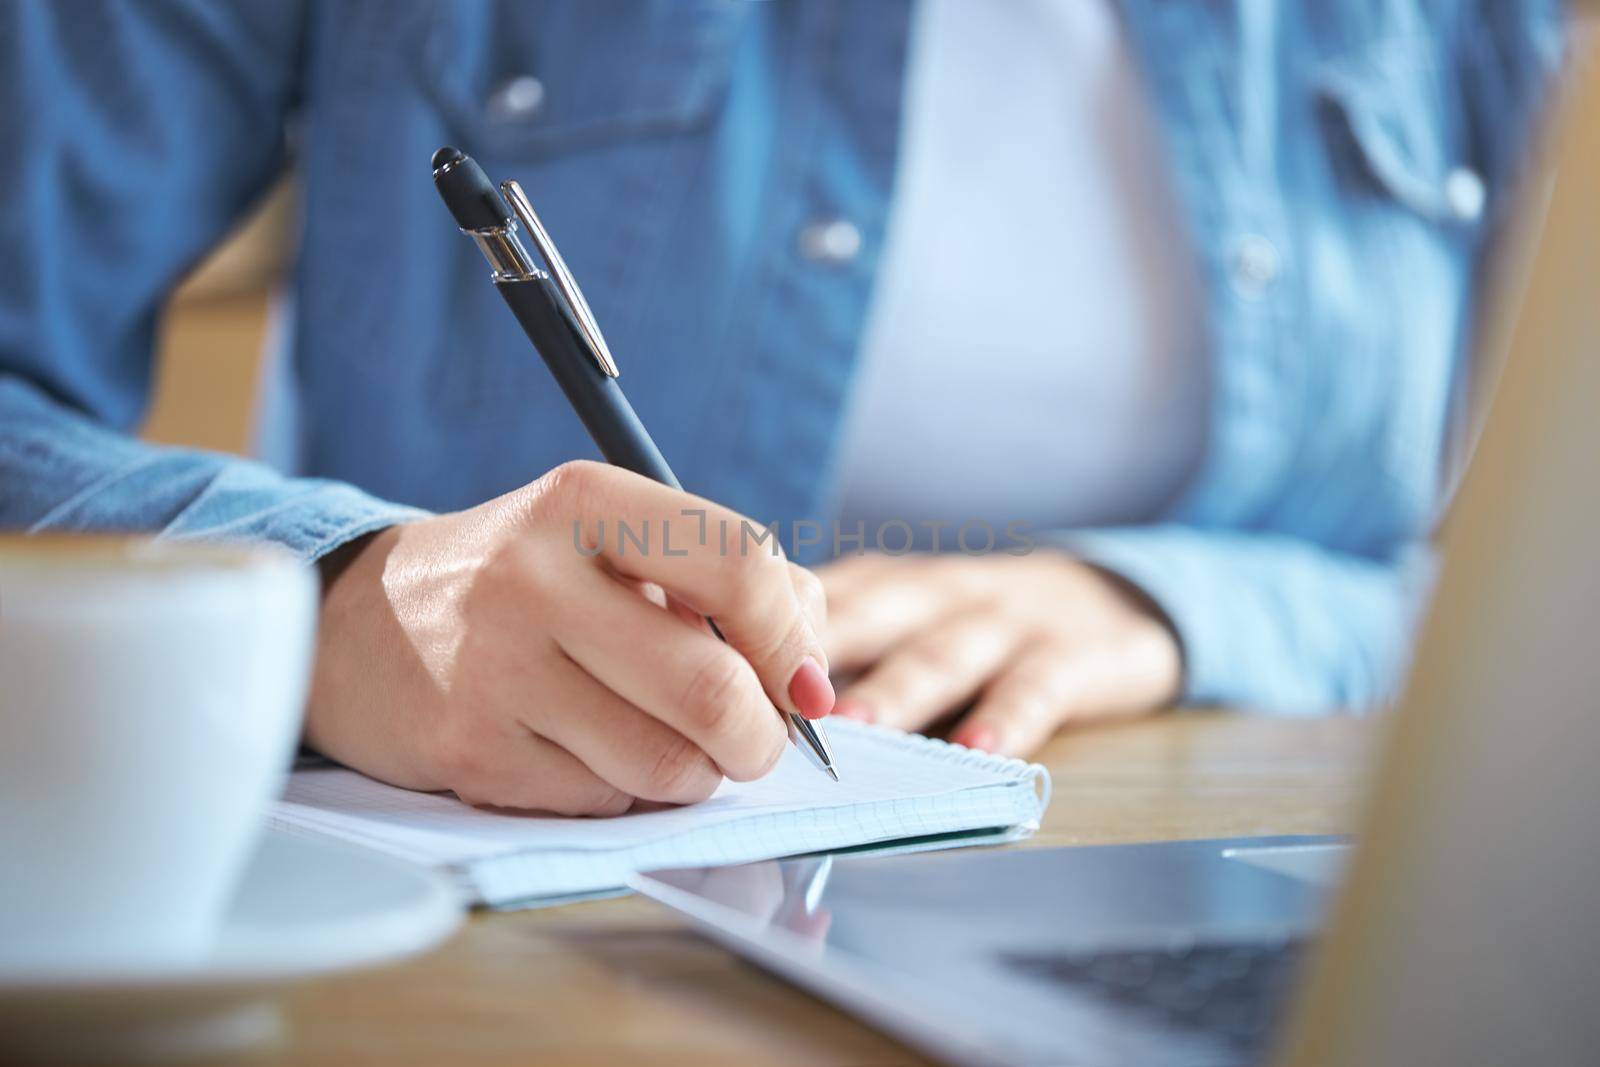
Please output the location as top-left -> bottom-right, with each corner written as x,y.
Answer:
831,0 -> 1209,538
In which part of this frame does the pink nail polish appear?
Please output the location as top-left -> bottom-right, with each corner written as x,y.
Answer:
788,658 -> 836,719
832,698 -> 875,723
954,726 -> 998,752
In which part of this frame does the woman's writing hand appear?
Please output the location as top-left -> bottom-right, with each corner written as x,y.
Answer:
306,462 -> 832,813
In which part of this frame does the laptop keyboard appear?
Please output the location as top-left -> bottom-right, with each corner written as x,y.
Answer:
1002,938 -> 1309,1061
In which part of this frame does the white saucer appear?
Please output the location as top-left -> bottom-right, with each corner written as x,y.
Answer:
0,829 -> 463,1062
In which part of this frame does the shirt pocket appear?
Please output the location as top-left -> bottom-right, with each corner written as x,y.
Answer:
1313,53 -> 1487,231
417,0 -> 744,159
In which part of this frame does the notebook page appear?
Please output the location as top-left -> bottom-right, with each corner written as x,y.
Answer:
474,779 -> 1042,905
274,720 -> 1040,867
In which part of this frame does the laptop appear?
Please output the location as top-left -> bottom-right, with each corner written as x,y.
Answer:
632,42 -> 1600,1067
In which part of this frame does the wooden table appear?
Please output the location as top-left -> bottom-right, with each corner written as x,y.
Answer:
236,712 -> 1372,1066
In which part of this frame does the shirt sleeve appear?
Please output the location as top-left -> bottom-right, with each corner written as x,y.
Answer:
0,0 -> 421,559
1061,525 -> 1432,714
2,378 -> 423,559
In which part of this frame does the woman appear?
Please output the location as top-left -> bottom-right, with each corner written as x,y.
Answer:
0,1 -> 1562,811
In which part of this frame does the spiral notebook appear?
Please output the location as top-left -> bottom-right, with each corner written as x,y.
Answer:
272,720 -> 1052,908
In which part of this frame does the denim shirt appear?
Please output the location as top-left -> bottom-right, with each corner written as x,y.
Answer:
0,1 -> 1563,713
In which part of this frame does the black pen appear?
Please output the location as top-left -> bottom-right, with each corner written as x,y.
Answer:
430,147 -> 838,783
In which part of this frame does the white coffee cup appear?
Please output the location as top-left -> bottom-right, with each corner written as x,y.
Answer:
0,536 -> 317,974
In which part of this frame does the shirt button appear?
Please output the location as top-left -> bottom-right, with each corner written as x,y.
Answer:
487,75 -> 546,122
1444,167 -> 1486,223
1229,234 -> 1280,299
797,218 -> 862,266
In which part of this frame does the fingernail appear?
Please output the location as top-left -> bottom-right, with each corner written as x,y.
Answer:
832,697 -> 875,723
953,726 -> 998,752
787,658 -> 836,720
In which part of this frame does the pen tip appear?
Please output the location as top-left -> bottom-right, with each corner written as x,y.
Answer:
825,765 -> 840,783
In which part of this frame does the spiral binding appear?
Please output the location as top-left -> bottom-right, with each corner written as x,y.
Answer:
830,718 -> 1054,815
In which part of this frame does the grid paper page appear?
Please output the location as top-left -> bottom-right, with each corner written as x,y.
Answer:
273,720 -> 1047,872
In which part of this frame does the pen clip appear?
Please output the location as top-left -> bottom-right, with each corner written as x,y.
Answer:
500,179 -> 620,379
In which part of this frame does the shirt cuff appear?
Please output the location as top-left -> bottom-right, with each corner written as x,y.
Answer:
1050,524 -> 1419,714
158,475 -> 430,563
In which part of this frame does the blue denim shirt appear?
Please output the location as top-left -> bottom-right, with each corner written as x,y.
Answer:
0,1 -> 1562,713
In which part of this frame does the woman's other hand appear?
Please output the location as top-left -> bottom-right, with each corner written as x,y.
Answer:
818,552 -> 1181,757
